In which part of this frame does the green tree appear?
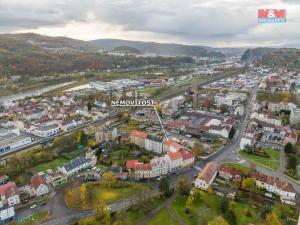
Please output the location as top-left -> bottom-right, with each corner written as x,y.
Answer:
208,216 -> 229,225
79,130 -> 89,146
158,177 -> 170,197
220,196 -> 229,214
225,210 -> 237,225
287,155 -> 297,169
228,127 -> 236,140
284,142 -> 294,154
175,176 -> 192,196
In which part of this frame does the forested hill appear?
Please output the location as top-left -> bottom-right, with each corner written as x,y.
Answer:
0,33 -> 194,77
89,39 -> 225,58
241,47 -> 300,69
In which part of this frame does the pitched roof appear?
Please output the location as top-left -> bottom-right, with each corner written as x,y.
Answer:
197,162 -> 219,184
62,157 -> 90,172
250,172 -> 295,193
32,175 -> 47,190
126,160 -> 139,169
130,130 -> 147,139
219,165 -> 243,177
167,150 -> 182,161
179,148 -> 194,161
134,162 -> 152,170
0,182 -> 18,198
163,139 -> 183,150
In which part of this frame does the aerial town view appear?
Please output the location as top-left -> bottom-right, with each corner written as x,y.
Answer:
0,0 -> 299,225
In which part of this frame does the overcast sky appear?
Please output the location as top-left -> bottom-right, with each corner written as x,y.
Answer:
0,0 -> 299,47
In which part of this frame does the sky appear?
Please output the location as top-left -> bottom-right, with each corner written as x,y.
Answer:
0,0 -> 299,47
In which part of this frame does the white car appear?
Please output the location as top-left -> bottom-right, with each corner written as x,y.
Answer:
30,204 -> 37,209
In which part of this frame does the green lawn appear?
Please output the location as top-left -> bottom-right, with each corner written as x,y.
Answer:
146,208 -> 179,225
9,210 -> 48,225
239,148 -> 280,170
66,182 -> 145,210
222,162 -> 251,175
172,191 -> 265,225
34,157 -> 70,172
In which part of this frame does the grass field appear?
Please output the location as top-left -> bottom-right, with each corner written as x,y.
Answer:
239,148 -> 280,170
222,162 -> 251,175
146,208 -> 179,225
34,157 -> 70,172
10,210 -> 48,225
65,182 -> 143,210
172,191 -> 265,225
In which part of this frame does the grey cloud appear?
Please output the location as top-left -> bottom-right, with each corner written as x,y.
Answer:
0,0 -> 298,46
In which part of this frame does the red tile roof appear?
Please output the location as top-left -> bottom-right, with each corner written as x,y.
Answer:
197,162 -> 219,184
219,165 -> 243,177
32,175 -> 47,190
0,182 -> 18,198
130,130 -> 147,139
250,172 -> 295,193
167,151 -> 182,161
163,139 -> 183,150
134,162 -> 152,170
126,160 -> 139,169
179,148 -> 194,161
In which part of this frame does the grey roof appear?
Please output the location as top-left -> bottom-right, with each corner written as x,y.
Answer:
146,134 -> 164,142
62,157 -> 90,172
35,124 -> 58,131
0,134 -> 31,146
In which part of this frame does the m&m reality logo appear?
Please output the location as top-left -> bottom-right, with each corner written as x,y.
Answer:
258,9 -> 286,23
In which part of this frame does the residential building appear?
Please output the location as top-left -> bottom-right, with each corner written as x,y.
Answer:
194,162 -> 219,190
218,165 -> 243,181
31,125 -> 60,137
208,125 -> 230,138
60,119 -> 82,132
145,134 -> 164,154
95,127 -> 118,144
150,157 -> 168,177
59,157 -> 91,177
0,207 -> 15,224
164,151 -> 183,172
0,182 -> 20,207
129,130 -> 147,148
290,108 -> 300,126
250,172 -> 296,205
163,139 -> 183,153
179,148 -> 194,167
31,175 -> 49,197
126,160 -> 152,180
46,172 -> 67,188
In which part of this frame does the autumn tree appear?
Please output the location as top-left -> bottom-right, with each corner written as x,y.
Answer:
208,216 -> 229,225
265,213 -> 282,225
94,202 -> 111,225
79,184 -> 87,204
192,142 -> 205,157
102,171 -> 117,188
242,178 -> 257,191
